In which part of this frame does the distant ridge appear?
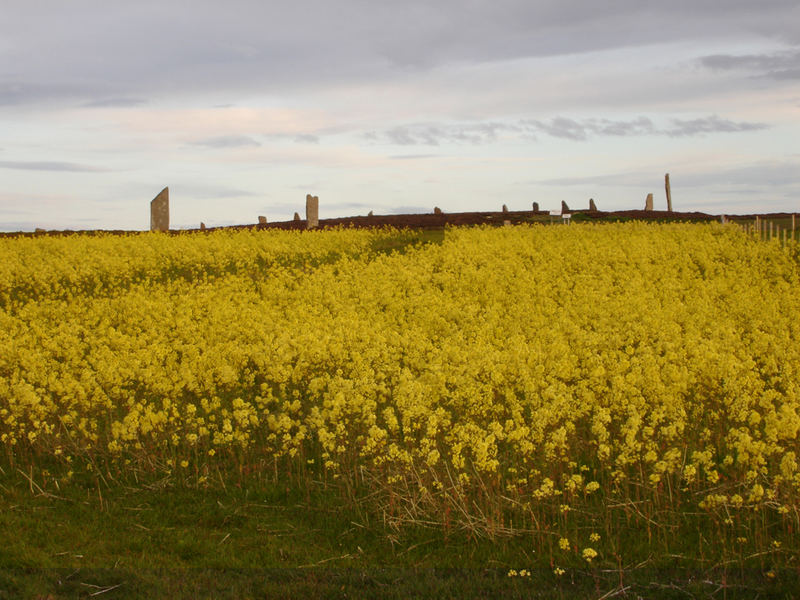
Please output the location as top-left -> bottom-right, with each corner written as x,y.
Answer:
3,210 -> 796,237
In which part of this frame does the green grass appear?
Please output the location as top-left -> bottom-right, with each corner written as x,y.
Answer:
1,468 -> 796,599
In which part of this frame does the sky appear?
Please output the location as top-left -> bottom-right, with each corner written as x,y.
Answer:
1,0 -> 799,231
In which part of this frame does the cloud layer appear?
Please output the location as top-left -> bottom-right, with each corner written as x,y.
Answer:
367,115 -> 769,145
0,0 -> 798,230
2,1 -> 798,105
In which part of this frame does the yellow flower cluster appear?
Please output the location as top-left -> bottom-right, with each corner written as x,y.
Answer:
1,223 -> 799,551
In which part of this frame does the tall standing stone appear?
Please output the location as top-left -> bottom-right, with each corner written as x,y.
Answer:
150,187 -> 169,232
533,202 -> 539,212
200,222 -> 206,230
434,206 -> 442,215
665,173 -> 673,212
644,193 -> 654,211
294,212 -> 301,222
258,215 -> 267,225
589,198 -> 598,211
561,200 -> 570,213
502,204 -> 509,214
306,194 -> 319,229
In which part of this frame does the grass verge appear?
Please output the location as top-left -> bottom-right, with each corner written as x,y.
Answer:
1,470 -> 796,599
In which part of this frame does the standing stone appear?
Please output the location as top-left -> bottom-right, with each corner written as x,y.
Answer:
665,173 -> 673,212
644,193 -> 654,211
150,187 -> 169,232
589,198 -> 598,211
532,202 -> 540,212
306,194 -> 319,229
561,200 -> 570,213
200,222 -> 206,230
434,206 -> 442,215
502,204 -> 509,214
293,212 -> 301,222
368,210 -> 373,217
258,215 -> 267,225
720,215 -> 727,224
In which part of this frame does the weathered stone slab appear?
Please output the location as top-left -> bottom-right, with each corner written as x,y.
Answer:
258,215 -> 267,225
532,202 -> 539,212
200,222 -> 206,230
589,198 -> 598,211
368,210 -> 373,217
306,194 -> 319,229
294,212 -> 301,222
645,193 -> 654,211
434,206 -> 442,215
502,204 -> 509,214
561,200 -> 570,213
305,195 -> 318,225
150,187 -> 169,231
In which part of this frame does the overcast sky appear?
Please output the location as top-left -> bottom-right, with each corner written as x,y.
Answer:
1,0 -> 799,230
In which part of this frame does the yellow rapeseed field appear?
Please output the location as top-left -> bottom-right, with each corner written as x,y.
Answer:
1,223 -> 798,562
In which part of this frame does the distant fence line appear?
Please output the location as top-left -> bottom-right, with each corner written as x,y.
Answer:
733,213 -> 797,247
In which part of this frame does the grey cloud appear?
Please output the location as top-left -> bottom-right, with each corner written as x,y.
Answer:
82,97 -> 148,108
699,49 -> 800,79
259,132 -> 323,144
376,115 -> 753,146
665,115 -> 769,137
523,117 -> 589,141
4,1 -> 797,104
389,154 -> 440,160
522,117 -> 657,141
0,82 -> 88,106
0,160 -> 108,172
768,68 -> 800,80
293,134 -> 320,144
382,123 -> 514,146
592,117 -> 657,137
536,160 -> 800,191
385,127 -> 423,146
676,161 -> 800,187
191,135 -> 261,148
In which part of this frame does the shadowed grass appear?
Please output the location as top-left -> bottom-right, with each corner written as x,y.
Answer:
1,468 -> 796,599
